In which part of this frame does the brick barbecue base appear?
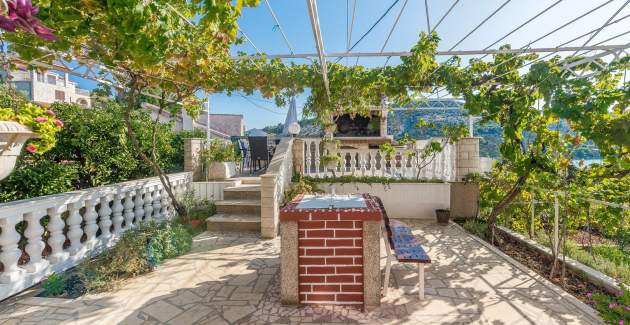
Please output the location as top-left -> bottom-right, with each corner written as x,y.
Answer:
280,194 -> 382,308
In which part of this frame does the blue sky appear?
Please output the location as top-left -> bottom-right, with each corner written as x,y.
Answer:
72,0 -> 630,129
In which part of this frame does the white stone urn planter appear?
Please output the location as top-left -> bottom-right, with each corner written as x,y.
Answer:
206,161 -> 237,180
0,121 -> 36,181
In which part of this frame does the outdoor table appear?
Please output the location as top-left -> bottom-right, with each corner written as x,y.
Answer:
279,193 -> 383,310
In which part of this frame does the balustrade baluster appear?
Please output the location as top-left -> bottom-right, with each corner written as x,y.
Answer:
144,187 -> 154,222
111,192 -> 124,234
47,206 -> 68,264
370,153 -> 376,176
160,187 -> 169,220
125,190 -> 137,229
152,185 -> 162,221
98,195 -> 113,238
134,188 -> 145,225
83,198 -> 99,245
0,212 -> 24,283
314,141 -> 321,177
23,210 -> 49,273
304,141 -> 312,176
67,201 -> 84,255
359,153 -> 366,176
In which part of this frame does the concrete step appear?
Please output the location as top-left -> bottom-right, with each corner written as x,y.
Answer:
223,184 -> 261,200
239,177 -> 261,185
206,214 -> 260,233
214,199 -> 261,215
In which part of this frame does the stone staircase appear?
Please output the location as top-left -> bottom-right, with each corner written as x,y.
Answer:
206,177 -> 261,232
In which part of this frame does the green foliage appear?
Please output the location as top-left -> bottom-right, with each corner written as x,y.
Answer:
0,95 -> 191,202
0,102 -> 63,154
284,174 -> 323,204
41,273 -> 66,297
202,139 -> 239,163
321,154 -> 342,166
77,221 -> 192,293
461,219 -> 489,240
590,288 -> 630,325
0,84 -> 28,110
0,159 -> 78,202
295,175 -> 445,186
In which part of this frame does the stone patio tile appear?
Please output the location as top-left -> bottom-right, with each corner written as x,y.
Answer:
141,300 -> 183,323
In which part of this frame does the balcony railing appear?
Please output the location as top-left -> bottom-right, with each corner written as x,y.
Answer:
300,138 -> 457,181
0,172 -> 192,301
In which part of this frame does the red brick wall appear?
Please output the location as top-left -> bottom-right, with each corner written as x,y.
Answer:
298,217 -> 364,305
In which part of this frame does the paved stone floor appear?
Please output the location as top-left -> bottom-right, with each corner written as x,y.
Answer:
0,221 -> 602,324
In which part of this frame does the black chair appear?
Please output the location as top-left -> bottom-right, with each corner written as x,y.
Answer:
238,139 -> 250,173
248,136 -> 270,172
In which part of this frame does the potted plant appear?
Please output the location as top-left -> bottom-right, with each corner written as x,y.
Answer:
0,103 -> 63,180
203,139 -> 239,180
435,209 -> 450,225
321,154 -> 342,170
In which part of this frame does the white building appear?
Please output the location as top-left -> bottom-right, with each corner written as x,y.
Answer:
2,66 -> 92,108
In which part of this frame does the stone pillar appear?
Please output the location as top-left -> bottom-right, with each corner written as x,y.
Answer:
363,220 -> 381,310
456,137 -> 481,181
260,174 -> 278,238
280,221 -> 299,304
184,138 -> 205,181
292,139 -> 304,175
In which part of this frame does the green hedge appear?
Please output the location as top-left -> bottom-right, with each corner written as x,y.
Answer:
0,87 -> 202,202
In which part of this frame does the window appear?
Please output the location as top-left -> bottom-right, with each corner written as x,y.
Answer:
36,71 -> 44,82
55,90 -> 65,101
47,74 -> 57,85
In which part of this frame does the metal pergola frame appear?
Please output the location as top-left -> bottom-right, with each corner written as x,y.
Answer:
9,0 -> 630,103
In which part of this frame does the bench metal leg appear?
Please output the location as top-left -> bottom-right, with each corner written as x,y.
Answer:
418,263 -> 425,300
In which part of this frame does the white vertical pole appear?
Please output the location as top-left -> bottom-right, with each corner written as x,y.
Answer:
418,263 -> 425,300
553,195 -> 559,257
206,93 -> 211,142
530,196 -> 535,238
468,115 -> 474,137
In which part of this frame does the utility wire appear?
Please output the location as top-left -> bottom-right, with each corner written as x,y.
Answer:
381,0 -> 410,67
448,0 -> 512,51
338,0 -> 401,65
424,0 -> 431,33
264,0 -> 295,54
431,0 -> 460,33
238,94 -> 285,115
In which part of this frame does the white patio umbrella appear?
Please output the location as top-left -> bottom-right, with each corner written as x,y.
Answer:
282,97 -> 298,136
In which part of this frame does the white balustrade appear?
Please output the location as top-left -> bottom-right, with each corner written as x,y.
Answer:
0,172 -> 192,301
300,138 -> 457,181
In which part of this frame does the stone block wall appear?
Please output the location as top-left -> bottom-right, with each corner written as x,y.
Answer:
456,137 -> 481,181
184,138 -> 205,181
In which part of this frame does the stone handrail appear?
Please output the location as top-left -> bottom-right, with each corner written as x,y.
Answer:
300,138 -> 456,181
0,172 -> 192,301
261,137 -> 294,238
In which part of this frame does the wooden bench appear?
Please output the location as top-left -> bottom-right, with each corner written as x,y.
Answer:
374,197 -> 431,299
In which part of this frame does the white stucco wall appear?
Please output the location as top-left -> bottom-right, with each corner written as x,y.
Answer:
316,182 -> 451,219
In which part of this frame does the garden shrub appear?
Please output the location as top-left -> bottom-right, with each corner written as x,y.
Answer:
41,273 -> 66,297
589,288 -> 630,324
0,159 -> 78,202
0,90 -> 201,202
77,221 -> 193,292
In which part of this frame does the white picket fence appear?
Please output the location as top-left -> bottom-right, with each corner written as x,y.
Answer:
0,172 -> 192,301
301,138 -> 456,181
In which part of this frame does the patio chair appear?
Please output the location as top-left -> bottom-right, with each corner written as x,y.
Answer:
374,196 -> 431,300
248,136 -> 270,172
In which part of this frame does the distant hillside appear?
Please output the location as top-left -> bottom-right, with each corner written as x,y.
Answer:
268,105 -> 601,159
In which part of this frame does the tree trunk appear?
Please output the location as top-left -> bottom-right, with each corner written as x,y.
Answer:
121,86 -> 188,220
486,172 -> 530,237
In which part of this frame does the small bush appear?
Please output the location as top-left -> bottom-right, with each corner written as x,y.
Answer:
589,287 -> 630,325
77,221 -> 193,292
462,219 -> 488,240
41,273 -> 66,297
